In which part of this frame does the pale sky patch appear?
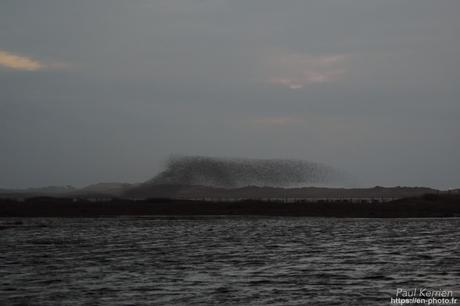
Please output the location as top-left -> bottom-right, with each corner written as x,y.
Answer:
268,54 -> 348,89
0,50 -> 45,71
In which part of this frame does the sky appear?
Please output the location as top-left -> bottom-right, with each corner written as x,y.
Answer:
1,0 -> 459,189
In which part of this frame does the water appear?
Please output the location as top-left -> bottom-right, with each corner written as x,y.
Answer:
1,217 -> 459,305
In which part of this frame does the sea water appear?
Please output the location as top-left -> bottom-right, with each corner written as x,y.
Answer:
1,217 -> 459,305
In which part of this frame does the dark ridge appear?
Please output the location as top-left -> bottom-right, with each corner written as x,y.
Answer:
122,184 -> 438,200
0,184 -> 442,200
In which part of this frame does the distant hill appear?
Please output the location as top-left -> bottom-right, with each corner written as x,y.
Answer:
67,183 -> 134,197
6,156 -> 444,200
0,183 -> 134,198
0,183 -> 440,201
0,185 -> 76,197
123,184 -> 438,200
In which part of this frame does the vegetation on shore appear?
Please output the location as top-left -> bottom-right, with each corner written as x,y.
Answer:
0,193 -> 459,218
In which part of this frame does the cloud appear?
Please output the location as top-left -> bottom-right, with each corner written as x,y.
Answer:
0,50 -> 45,71
268,54 -> 348,89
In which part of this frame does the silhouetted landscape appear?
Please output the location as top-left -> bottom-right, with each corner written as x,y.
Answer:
1,156 -> 458,218
0,183 -> 446,200
1,192 -> 459,218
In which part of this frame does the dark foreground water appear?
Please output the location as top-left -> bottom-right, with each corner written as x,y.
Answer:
1,217 -> 459,305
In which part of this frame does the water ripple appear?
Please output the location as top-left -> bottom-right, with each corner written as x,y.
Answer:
0,217 -> 459,305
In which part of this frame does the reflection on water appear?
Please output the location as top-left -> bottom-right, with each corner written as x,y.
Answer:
1,217 -> 459,305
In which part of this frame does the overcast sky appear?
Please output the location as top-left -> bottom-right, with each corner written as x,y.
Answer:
1,0 -> 459,188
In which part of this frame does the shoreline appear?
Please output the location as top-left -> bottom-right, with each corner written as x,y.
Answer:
1,194 -> 459,218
